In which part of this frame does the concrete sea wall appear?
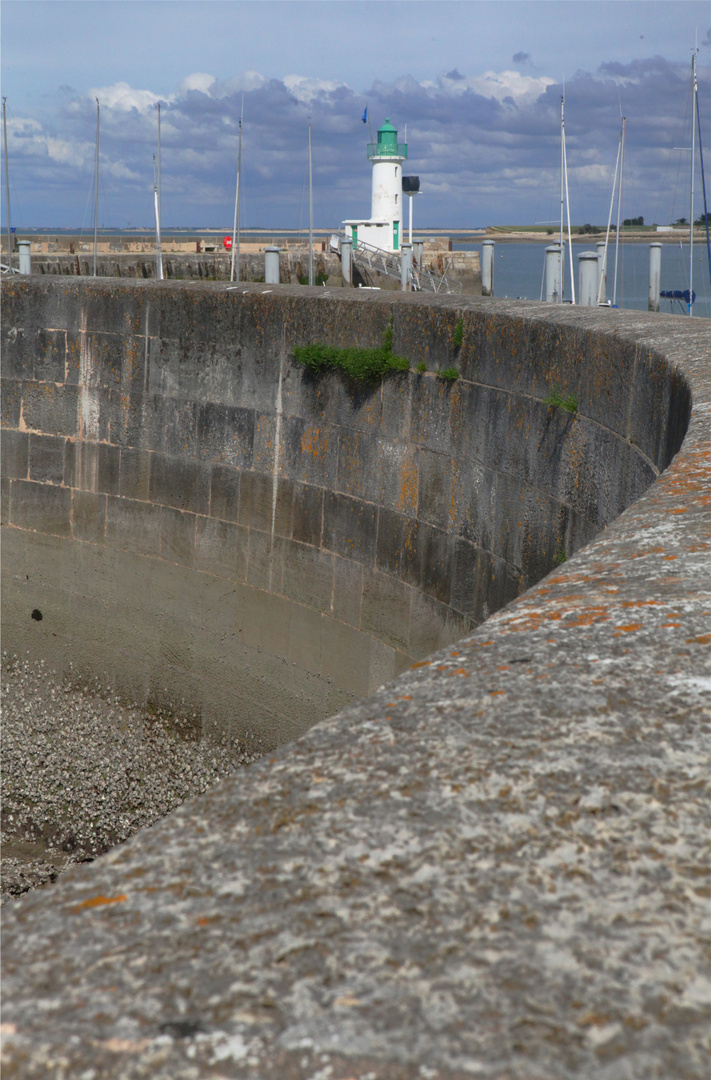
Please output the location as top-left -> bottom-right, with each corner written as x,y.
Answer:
2,280 -> 710,1080
1,278 -> 684,749
25,248 -> 483,294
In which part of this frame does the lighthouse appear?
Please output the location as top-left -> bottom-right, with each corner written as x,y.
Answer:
343,118 -> 407,254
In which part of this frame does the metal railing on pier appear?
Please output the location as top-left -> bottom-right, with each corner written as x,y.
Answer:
351,238 -> 461,295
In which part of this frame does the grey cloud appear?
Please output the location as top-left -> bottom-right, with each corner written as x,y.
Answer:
512,52 -> 530,64
5,53 -> 708,230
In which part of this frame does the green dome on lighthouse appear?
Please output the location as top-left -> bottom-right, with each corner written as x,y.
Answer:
367,117 -> 407,161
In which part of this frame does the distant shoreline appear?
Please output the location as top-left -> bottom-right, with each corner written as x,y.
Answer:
4,226 -> 704,249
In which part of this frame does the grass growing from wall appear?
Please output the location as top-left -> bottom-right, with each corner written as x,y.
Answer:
439,367 -> 460,382
453,317 -> 464,349
544,387 -> 578,414
293,318 -> 409,383
298,274 -> 329,286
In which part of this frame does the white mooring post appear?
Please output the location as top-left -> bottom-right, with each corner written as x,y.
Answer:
264,246 -> 280,285
400,242 -> 412,291
18,240 -> 31,275
578,251 -> 599,307
544,244 -> 562,302
648,243 -> 662,313
340,237 -> 352,285
596,241 -> 607,304
481,240 -> 495,296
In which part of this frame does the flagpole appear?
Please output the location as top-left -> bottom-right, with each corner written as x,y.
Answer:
308,121 -> 314,286
93,98 -> 100,277
230,95 -> 243,283
3,98 -> 13,273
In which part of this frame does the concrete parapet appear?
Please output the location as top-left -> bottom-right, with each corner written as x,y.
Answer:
1,280 -> 710,1079
22,247 -> 483,294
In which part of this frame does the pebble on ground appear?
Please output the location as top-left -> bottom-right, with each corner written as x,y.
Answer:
1,654 -> 262,904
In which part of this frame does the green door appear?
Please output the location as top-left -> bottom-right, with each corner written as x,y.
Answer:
351,226 -> 358,246
393,221 -> 400,251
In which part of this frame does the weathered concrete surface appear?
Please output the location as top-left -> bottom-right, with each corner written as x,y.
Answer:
28,251 -> 341,285
1,289 -> 710,1079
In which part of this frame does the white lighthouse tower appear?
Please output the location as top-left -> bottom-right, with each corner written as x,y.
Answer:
343,118 -> 407,254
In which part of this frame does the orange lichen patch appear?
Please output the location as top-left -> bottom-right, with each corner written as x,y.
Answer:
686,634 -> 711,645
563,608 -> 612,628
621,600 -> 663,608
631,546 -> 666,559
410,661 -> 431,669
490,690 -> 506,696
196,916 -> 219,926
73,894 -> 127,911
401,695 -> 412,701
670,507 -> 688,515
612,623 -> 644,636
663,555 -> 677,561
397,453 -> 418,515
660,623 -> 682,629
300,426 -> 328,461
449,668 -> 471,677
450,651 -> 460,657
497,665 -> 511,671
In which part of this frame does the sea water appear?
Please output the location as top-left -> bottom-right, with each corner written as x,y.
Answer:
454,241 -> 711,319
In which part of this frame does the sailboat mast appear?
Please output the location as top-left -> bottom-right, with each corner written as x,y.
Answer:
689,47 -> 697,316
153,157 -> 163,281
3,98 -> 12,274
308,122 -> 314,286
155,104 -> 163,281
612,117 -> 626,307
560,96 -> 564,300
91,98 -> 98,278
598,116 -> 623,306
230,96 -> 243,284
695,65 -> 711,287
561,96 -> 575,303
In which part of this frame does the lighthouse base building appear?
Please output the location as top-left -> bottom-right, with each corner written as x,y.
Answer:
343,118 -> 407,254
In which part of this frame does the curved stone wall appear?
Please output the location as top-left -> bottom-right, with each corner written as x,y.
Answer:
0,279 -> 690,749
2,283 -> 710,1079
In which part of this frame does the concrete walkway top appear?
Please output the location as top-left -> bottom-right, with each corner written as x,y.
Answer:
2,298 -> 710,1080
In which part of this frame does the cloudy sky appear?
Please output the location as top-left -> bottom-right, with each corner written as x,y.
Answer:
2,1 -> 710,230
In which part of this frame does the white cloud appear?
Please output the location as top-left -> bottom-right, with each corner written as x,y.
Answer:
571,164 -> 613,185
437,69 -> 556,105
8,117 -> 86,167
89,81 -> 168,113
283,75 -> 349,103
178,73 -> 216,96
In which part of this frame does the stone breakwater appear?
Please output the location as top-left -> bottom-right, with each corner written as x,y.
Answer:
24,249 -> 483,294
1,281 -> 710,1079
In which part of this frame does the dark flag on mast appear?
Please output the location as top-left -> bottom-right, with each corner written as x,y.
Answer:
361,106 -> 368,123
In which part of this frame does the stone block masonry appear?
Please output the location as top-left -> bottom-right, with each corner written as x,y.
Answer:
1,279 -> 710,1079
1,278 -> 681,749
